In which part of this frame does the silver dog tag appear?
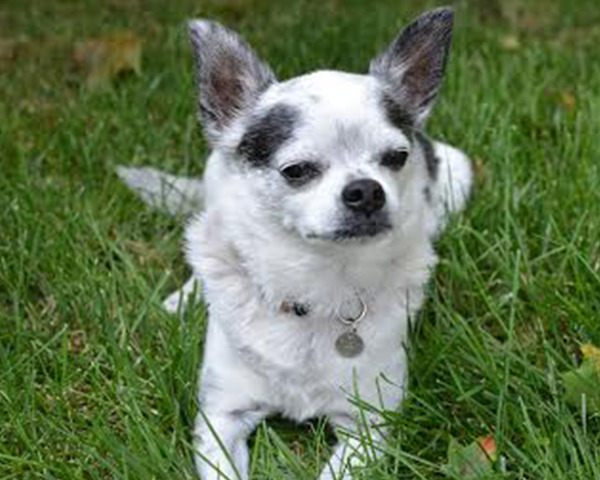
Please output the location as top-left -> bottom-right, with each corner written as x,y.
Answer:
335,330 -> 364,358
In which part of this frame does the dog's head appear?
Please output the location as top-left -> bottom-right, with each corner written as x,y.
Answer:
189,8 -> 453,245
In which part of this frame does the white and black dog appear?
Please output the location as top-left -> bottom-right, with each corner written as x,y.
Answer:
118,7 -> 472,479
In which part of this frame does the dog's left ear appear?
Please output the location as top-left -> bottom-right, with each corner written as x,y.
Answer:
188,20 -> 277,145
370,7 -> 453,127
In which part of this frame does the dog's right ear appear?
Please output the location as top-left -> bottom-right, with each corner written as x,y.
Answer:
188,20 -> 276,145
369,8 -> 453,127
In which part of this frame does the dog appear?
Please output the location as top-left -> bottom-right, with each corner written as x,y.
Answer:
118,7 -> 472,479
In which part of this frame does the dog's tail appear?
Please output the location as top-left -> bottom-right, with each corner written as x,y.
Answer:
116,166 -> 204,216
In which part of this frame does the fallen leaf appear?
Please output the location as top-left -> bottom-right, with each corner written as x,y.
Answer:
559,91 -> 576,112
500,34 -> 521,51
474,156 -> 486,186
0,36 -> 29,62
544,88 -> 577,113
473,0 -> 504,23
0,38 -> 18,61
74,32 -> 143,89
499,1 -> 556,33
477,436 -> 497,462
444,436 -> 496,479
562,343 -> 600,414
581,344 -> 600,367
69,330 -> 87,354
290,440 -> 305,456
552,25 -> 600,49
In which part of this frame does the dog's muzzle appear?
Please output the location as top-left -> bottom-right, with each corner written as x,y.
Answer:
333,179 -> 391,240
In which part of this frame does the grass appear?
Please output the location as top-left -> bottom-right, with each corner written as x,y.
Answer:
1,0 -> 600,478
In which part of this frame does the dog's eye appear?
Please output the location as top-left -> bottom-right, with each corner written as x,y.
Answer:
381,149 -> 409,171
280,162 -> 321,185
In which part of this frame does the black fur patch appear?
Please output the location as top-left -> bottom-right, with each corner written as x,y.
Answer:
415,130 -> 439,180
370,8 -> 453,123
237,104 -> 299,166
334,211 -> 392,240
381,93 -> 414,138
280,301 -> 310,317
292,302 -> 310,317
423,186 -> 432,203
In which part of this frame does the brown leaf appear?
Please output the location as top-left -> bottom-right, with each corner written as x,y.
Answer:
500,34 -> 521,51
474,156 -> 486,186
290,440 -> 305,456
69,330 -> 87,354
553,26 -> 600,49
444,436 -> 496,478
478,435 -> 497,462
545,89 -> 577,113
74,32 -> 143,89
559,91 -> 576,112
499,1 -> 556,33
0,36 -> 29,62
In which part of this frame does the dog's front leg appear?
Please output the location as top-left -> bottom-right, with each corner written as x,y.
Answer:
163,275 -> 202,315
317,416 -> 385,480
194,405 -> 265,480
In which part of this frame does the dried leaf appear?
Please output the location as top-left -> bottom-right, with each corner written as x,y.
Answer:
544,88 -> 577,114
581,344 -> 600,368
500,34 -> 521,51
74,32 -> 142,89
553,26 -> 600,49
0,38 -> 18,61
290,440 -> 305,456
0,36 -> 29,62
474,156 -> 486,186
444,436 -> 496,479
562,343 -> 600,414
499,1 -> 556,33
477,436 -> 497,462
559,91 -> 576,112
69,330 -> 87,354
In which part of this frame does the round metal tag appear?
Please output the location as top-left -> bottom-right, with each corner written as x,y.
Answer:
335,330 -> 365,358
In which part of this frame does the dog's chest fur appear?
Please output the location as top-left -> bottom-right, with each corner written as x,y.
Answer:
186,201 -> 437,420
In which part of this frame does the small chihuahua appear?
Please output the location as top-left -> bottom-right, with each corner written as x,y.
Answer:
119,7 -> 472,479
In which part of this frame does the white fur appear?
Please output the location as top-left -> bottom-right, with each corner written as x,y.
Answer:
118,10 -> 472,479
119,133 -> 471,479
116,165 -> 204,216
118,97 -> 471,480
184,72 -> 471,478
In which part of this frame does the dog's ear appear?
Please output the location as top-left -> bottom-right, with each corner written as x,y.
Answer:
369,8 -> 453,127
188,20 -> 276,145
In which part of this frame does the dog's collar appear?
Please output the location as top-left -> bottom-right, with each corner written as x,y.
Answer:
278,294 -> 367,321
279,301 -> 310,317
279,294 -> 367,358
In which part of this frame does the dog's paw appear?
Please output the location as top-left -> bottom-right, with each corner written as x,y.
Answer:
163,289 -> 186,314
162,277 -> 203,315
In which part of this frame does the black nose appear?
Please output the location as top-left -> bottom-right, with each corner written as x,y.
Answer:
342,179 -> 386,215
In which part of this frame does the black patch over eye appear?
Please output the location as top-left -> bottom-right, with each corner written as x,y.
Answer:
280,162 -> 321,186
381,149 -> 409,171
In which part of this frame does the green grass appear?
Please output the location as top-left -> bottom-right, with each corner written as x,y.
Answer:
2,0 -> 600,478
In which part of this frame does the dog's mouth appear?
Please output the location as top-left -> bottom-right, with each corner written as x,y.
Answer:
306,217 -> 392,243
333,221 -> 392,241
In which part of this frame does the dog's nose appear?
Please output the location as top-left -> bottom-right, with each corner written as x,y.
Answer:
342,179 -> 386,215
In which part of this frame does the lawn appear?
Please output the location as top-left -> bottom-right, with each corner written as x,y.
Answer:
1,0 -> 600,478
